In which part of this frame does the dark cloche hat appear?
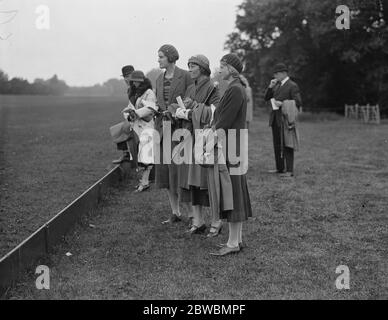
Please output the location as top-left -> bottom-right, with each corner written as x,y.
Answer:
121,65 -> 134,77
221,53 -> 243,73
129,70 -> 145,82
188,54 -> 211,75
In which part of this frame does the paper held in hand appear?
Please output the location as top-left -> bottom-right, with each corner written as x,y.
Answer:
271,98 -> 279,110
176,96 -> 186,109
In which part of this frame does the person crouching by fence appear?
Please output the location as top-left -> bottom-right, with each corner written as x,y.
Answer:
123,71 -> 159,192
264,63 -> 302,178
208,53 -> 252,257
169,54 -> 220,235
112,65 -> 137,165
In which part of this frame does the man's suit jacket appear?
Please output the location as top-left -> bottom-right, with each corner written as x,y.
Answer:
264,78 -> 302,127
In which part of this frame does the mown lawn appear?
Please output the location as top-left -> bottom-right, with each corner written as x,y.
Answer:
2,96 -> 388,299
0,95 -> 128,257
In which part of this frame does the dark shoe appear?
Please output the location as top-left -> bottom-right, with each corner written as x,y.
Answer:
187,217 -> 194,229
112,154 -> 130,164
206,223 -> 223,238
239,242 -> 246,251
280,172 -> 294,178
186,224 -> 206,235
210,245 -> 240,256
162,214 -> 182,225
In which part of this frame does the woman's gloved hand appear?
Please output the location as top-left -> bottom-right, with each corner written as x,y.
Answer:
175,108 -> 190,120
124,109 -> 137,121
183,98 -> 197,109
167,103 -> 180,115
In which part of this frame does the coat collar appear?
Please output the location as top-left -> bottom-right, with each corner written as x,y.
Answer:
227,77 -> 242,88
168,66 -> 184,102
280,76 -> 290,86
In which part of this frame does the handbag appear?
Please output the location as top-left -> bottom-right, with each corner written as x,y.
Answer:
109,121 -> 132,144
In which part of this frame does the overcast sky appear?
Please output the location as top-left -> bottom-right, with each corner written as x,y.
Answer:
0,0 -> 243,86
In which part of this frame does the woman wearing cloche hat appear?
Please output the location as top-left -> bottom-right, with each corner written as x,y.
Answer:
171,54 -> 221,236
154,44 -> 194,225
208,53 -> 253,256
122,70 -> 159,192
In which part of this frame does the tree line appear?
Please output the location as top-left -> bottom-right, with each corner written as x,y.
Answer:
0,70 -> 69,95
225,0 -> 388,115
0,69 -> 164,97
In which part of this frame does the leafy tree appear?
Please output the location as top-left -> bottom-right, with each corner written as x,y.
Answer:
225,0 -> 388,115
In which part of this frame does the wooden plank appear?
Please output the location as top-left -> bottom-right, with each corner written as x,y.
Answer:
0,226 -> 47,296
0,165 -> 128,298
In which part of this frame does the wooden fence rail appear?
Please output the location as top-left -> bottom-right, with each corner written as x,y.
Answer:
0,163 -> 132,298
344,104 -> 380,124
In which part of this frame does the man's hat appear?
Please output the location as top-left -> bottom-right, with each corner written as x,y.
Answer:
273,63 -> 288,74
121,65 -> 134,77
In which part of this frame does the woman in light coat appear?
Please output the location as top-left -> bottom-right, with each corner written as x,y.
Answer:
123,70 -> 158,192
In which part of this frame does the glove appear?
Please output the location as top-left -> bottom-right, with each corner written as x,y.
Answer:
175,108 -> 189,120
183,98 -> 197,109
167,103 -> 180,115
125,109 -> 137,121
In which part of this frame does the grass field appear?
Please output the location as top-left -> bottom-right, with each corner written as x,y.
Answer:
0,95 -> 128,257
1,95 -> 388,299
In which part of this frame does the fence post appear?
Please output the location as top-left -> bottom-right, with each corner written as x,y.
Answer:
366,103 -> 370,123
376,105 -> 381,124
355,104 -> 359,119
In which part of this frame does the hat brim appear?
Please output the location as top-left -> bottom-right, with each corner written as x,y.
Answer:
273,69 -> 288,74
129,78 -> 144,82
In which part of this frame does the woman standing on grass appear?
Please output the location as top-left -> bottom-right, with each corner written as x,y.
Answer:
154,44 -> 194,225
123,70 -> 158,192
172,54 -> 220,235
209,53 -> 253,257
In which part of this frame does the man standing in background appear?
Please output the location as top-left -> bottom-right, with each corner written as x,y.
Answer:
264,63 -> 302,177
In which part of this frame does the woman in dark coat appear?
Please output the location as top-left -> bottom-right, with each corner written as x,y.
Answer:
154,44 -> 193,225
209,53 -> 253,257
172,54 -> 220,234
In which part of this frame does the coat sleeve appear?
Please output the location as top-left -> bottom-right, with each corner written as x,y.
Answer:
135,90 -> 158,118
198,86 -> 220,125
264,87 -> 274,101
213,86 -> 243,130
290,83 -> 302,110
188,85 -> 220,125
